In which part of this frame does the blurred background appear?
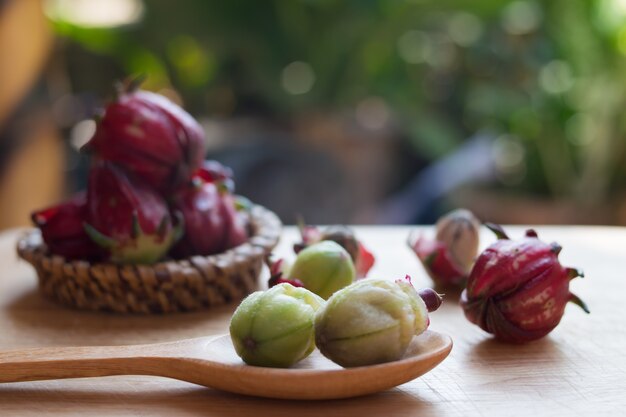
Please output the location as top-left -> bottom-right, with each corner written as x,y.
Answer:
2,0 -> 626,229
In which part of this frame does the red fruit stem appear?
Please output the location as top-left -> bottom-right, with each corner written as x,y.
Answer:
114,75 -> 146,97
125,74 -> 146,93
484,222 -> 509,240
566,267 -> 584,280
569,293 -> 590,314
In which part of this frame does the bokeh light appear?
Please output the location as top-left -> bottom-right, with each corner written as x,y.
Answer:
44,0 -> 144,28
281,62 -> 316,95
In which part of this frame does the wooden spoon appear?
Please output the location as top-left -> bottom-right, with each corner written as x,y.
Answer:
0,330 -> 452,400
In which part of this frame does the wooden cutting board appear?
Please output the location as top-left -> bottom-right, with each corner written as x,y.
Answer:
0,226 -> 624,416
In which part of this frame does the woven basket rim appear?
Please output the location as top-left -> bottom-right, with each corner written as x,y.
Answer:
17,203 -> 282,269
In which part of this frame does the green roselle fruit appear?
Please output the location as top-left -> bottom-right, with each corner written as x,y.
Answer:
230,283 -> 325,368
288,241 -> 355,299
315,278 -> 429,367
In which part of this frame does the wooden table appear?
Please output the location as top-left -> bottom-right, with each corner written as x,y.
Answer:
0,226 -> 624,416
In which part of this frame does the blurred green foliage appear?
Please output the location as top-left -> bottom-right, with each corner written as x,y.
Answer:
49,0 -> 626,202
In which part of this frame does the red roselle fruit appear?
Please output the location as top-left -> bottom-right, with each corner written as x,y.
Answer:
84,161 -> 182,264
293,224 -> 375,278
219,192 -> 248,249
31,192 -> 102,261
460,224 -> 589,343
170,173 -> 248,258
408,209 -> 480,288
84,80 -> 205,192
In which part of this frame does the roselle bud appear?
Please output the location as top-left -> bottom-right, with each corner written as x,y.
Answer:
435,209 -> 480,273
85,83 -> 205,192
294,223 -> 375,278
31,192 -> 102,261
409,208 -> 480,288
315,278 -> 431,368
230,283 -> 325,367
169,171 -> 248,258
417,287 -> 444,313
84,161 -> 182,264
460,224 -> 589,343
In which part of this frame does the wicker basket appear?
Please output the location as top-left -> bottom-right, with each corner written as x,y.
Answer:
16,205 -> 282,314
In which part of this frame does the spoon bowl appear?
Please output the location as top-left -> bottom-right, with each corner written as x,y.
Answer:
0,330 -> 452,400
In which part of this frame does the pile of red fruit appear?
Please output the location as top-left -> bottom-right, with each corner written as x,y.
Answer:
410,210 -> 589,343
32,81 -> 248,264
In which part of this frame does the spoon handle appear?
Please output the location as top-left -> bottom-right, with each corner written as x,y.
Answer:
0,338 -> 213,384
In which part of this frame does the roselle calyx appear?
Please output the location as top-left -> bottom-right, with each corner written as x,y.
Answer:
266,257 -> 304,288
31,192 -> 102,261
169,170 -> 248,258
460,223 -> 589,343
294,223 -> 375,278
409,209 -> 480,288
84,80 -> 205,192
84,161 -> 182,264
